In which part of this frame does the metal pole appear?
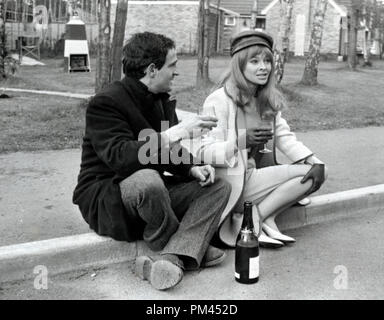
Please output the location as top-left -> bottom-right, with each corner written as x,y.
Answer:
58,0 -> 62,21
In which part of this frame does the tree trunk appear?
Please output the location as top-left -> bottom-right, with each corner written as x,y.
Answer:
196,0 -> 210,87
363,29 -> 372,66
58,0 -> 62,21
90,0 -> 93,19
301,0 -> 327,86
48,0 -> 53,48
362,2 -> 374,67
110,0 -> 128,82
0,0 -> 6,79
96,0 -> 111,93
380,2 -> 384,59
52,0 -> 56,22
281,0 -> 294,62
215,0 -> 221,52
203,0 -> 210,80
274,0 -> 294,83
348,6 -> 358,70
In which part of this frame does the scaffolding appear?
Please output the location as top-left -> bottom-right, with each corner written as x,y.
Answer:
5,1 -> 98,24
4,0 -> 98,57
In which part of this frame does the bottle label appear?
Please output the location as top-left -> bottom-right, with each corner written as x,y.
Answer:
249,256 -> 259,279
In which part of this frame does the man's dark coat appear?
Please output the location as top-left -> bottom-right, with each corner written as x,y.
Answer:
73,77 -> 194,242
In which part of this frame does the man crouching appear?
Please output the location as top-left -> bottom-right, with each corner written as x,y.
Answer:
73,32 -> 231,290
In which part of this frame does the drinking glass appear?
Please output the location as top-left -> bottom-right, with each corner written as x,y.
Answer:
198,105 -> 216,142
258,115 -> 274,154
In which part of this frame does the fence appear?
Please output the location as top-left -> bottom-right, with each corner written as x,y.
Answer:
5,22 -> 99,56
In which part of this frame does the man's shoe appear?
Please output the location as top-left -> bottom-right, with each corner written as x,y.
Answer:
134,255 -> 184,290
201,245 -> 227,268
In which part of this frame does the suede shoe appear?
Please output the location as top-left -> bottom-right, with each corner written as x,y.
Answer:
134,254 -> 184,290
201,245 -> 227,268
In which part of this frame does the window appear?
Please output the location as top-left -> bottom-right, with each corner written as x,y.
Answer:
224,16 -> 236,26
255,17 -> 266,30
5,0 -> 34,23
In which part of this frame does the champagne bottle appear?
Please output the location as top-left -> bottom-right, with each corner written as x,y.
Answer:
235,201 -> 259,284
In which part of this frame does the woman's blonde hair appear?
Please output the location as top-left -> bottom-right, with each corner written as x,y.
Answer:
218,45 -> 285,113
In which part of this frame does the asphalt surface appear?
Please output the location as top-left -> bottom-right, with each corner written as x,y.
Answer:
1,109 -> 384,300
1,125 -> 384,246
1,207 -> 383,300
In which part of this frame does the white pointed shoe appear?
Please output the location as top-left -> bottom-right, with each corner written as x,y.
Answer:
258,231 -> 284,249
262,223 -> 296,244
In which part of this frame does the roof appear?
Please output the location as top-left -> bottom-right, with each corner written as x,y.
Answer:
111,0 -> 197,3
335,0 -> 352,11
111,0 -> 271,16
211,0 -> 272,16
259,0 -> 351,17
109,0 -> 353,16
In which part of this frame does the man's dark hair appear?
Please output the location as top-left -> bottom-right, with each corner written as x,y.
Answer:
122,32 -> 175,79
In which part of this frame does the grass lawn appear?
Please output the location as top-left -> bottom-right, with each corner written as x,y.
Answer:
1,56 -> 384,153
0,93 -> 85,153
0,59 -> 96,94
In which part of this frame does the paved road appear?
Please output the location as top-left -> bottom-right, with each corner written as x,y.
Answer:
1,208 -> 383,300
1,125 -> 384,246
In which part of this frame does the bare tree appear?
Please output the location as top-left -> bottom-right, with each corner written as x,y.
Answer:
90,0 -> 96,22
376,1 -> 384,59
361,0 -> 377,66
362,1 -> 371,66
110,0 -> 128,81
301,0 -> 327,86
274,0 -> 294,83
96,0 -> 111,93
196,0 -> 211,87
0,0 -> 6,79
348,0 -> 360,70
215,0 -> 221,52
279,0 -> 294,62
346,0 -> 381,69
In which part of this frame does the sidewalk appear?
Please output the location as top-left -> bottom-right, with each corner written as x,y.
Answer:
1,123 -> 384,246
1,207 -> 383,299
1,98 -> 384,299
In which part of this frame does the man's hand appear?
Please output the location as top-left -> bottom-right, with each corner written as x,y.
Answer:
301,163 -> 326,195
190,165 -> 215,187
238,127 -> 273,149
166,115 -> 218,141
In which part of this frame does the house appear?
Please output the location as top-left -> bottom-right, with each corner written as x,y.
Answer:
263,0 -> 353,56
210,0 -> 272,53
4,0 -> 371,57
216,0 -> 368,57
114,0 -> 357,56
111,0 -> 272,54
112,0 -> 269,54
111,0 -> 213,55
210,0 -> 363,56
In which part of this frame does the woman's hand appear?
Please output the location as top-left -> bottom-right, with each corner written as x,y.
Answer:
238,127 -> 273,149
304,155 -> 328,180
190,165 -> 215,187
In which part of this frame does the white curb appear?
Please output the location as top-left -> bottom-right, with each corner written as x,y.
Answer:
0,233 -> 136,284
277,184 -> 384,230
0,87 -> 93,99
0,185 -> 383,284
